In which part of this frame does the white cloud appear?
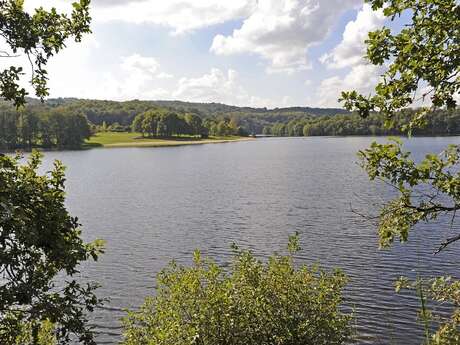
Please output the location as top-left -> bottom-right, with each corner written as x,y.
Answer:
173,68 -> 283,107
24,0 -> 256,34
313,64 -> 384,107
320,4 -> 385,69
92,54 -> 171,100
94,0 -> 257,35
313,3 -> 386,107
24,0 -> 76,14
19,0 -> 390,108
95,73 -> 169,101
157,72 -> 174,79
0,33 -> 100,99
92,0 -> 147,7
210,0 -> 361,74
46,51 -> 170,101
121,54 -> 160,76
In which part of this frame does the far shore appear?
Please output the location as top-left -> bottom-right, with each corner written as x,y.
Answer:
85,132 -> 255,149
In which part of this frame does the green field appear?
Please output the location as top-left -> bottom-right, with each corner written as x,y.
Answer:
85,132 -> 252,148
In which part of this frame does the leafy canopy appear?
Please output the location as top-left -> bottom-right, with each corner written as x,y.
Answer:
0,0 -> 91,107
341,0 -> 460,252
341,0 -> 459,127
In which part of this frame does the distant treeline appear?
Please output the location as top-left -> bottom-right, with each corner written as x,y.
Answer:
1,98 -> 459,150
262,109 -> 460,137
27,98 -> 348,134
0,104 -> 90,150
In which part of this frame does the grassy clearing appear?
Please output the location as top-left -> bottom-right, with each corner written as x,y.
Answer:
85,132 -> 252,148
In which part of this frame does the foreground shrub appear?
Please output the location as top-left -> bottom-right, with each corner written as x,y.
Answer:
122,234 -> 353,345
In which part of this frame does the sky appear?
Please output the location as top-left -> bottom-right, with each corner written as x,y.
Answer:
15,0 -> 396,108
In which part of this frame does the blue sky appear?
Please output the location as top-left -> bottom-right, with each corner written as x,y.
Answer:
19,0 -> 394,108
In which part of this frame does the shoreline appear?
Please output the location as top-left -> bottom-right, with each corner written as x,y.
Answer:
0,137 -> 255,153
88,136 -> 255,149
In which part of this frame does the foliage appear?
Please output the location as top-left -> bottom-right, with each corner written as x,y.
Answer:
0,151 -> 105,344
0,103 -> 91,150
341,0 -> 459,125
10,98 -> 347,135
132,109 -> 199,138
339,1 -> 460,343
15,319 -> 57,345
395,276 -> 460,344
132,110 -> 246,138
122,236 -> 353,345
264,108 -> 460,137
0,0 -> 92,107
359,139 -> 460,250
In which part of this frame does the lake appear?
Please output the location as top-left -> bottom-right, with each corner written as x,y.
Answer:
37,136 -> 460,344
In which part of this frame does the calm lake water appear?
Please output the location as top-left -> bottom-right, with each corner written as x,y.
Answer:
37,137 -> 460,345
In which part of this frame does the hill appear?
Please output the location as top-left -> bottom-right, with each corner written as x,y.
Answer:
25,98 -> 348,134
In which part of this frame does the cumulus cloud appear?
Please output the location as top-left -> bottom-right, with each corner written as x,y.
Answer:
157,72 -> 174,79
312,64 -> 384,107
173,68 -> 285,107
312,4 -> 387,107
0,33 -> 100,98
25,0 -> 148,10
24,0 -> 74,13
210,0 -> 361,74
320,4 -> 385,69
92,0 -> 147,7
121,54 -> 160,76
46,51 -> 170,100
94,0 -> 257,35
93,54 -> 172,100
24,0 -> 256,34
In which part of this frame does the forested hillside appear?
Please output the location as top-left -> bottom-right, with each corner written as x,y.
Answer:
0,102 -> 90,150
37,98 -> 349,131
1,98 -> 459,150
264,109 -> 460,137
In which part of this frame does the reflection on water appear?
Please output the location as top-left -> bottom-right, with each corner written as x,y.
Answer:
38,136 -> 460,344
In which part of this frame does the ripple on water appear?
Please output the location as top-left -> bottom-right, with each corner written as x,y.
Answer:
36,137 -> 460,345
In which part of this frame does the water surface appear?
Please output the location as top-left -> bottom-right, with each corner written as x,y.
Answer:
38,137 -> 460,344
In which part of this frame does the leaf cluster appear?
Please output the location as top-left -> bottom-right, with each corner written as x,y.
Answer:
359,139 -> 460,248
341,0 -> 459,126
122,236 -> 353,345
396,276 -> 460,344
0,0 -> 92,107
0,151 -> 104,344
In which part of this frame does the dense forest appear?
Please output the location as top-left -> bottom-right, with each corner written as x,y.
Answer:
0,103 -> 90,150
1,98 -> 459,150
132,110 -> 248,138
36,98 -> 349,134
263,109 -> 460,137
0,98 -> 347,149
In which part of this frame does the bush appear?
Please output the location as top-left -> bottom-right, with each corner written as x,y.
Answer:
122,234 -> 353,345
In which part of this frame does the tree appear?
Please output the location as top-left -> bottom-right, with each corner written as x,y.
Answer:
184,113 -> 203,137
0,152 -> 105,344
142,111 -> 158,137
0,0 -> 92,107
0,1 -> 102,343
131,113 -> 145,136
18,109 -> 39,150
341,0 -> 459,124
122,235 -> 353,345
340,1 -> 460,343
